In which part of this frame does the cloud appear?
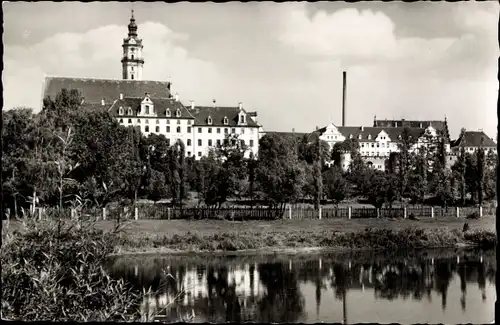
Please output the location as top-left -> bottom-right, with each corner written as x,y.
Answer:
3,22 -> 222,111
274,3 -> 497,80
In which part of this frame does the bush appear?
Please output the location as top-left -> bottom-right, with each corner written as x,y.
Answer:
466,211 -> 480,219
1,214 -> 144,321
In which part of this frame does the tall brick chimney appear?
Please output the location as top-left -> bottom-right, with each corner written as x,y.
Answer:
342,71 -> 347,127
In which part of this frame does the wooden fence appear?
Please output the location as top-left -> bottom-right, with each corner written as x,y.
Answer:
26,204 -> 495,221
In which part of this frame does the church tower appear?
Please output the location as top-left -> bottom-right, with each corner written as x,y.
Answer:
121,10 -> 144,80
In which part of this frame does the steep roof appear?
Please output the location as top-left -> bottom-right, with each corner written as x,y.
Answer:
374,119 -> 450,140
109,96 -> 194,119
43,77 -> 172,105
188,106 -> 259,127
336,126 -> 425,142
452,131 -> 496,148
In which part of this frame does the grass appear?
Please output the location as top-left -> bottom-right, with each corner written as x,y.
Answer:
0,214 -> 192,322
90,214 -> 496,254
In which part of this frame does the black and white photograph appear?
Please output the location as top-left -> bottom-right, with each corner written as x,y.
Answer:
1,1 -> 497,323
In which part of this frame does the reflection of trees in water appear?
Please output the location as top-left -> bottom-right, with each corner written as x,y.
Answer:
108,252 -> 494,322
257,262 -> 306,323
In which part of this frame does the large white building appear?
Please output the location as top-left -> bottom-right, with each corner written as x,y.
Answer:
267,118 -> 456,172
42,11 -> 262,159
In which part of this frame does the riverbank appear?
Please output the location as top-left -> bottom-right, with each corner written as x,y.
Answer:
107,216 -> 496,255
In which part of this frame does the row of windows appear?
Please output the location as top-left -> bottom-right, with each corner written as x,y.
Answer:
119,119 -> 253,134
118,106 -> 183,118
151,138 -> 255,148
360,142 -> 397,148
198,127 -> 251,135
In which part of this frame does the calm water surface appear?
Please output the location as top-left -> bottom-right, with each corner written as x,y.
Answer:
108,249 -> 495,324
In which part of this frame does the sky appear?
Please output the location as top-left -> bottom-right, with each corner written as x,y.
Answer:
3,1 -> 499,139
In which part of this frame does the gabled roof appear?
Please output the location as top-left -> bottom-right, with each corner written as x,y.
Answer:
452,131 -> 496,148
374,119 -> 450,140
188,106 -> 259,127
336,126 -> 425,142
43,76 -> 172,105
109,96 -> 194,119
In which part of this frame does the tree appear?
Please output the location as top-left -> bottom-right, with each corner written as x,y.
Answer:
407,147 -> 428,205
361,170 -> 398,212
256,134 -> 304,212
451,147 -> 467,206
396,127 -> 417,201
476,145 -> 485,205
322,166 -> 347,206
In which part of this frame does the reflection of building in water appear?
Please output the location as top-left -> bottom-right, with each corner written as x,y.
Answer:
142,263 -> 266,310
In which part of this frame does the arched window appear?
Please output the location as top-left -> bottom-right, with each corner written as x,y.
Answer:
358,134 -> 362,140
131,75 -> 134,80
166,109 -> 171,117
223,116 -> 229,125
207,116 -> 212,125
131,54 -> 134,60
119,107 -> 124,115
176,126 -> 181,133
128,108 -> 133,115
176,109 -> 181,117
145,126 -> 149,132
155,126 -> 160,133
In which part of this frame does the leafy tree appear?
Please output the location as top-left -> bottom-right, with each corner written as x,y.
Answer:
322,166 -> 347,206
407,148 -> 428,205
256,134 -> 304,211
451,147 -> 467,206
396,127 -> 417,201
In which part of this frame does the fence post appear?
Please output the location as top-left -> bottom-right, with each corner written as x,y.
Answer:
168,207 -> 171,220
71,208 -> 76,220
134,207 -> 138,220
479,206 -> 483,217
431,207 -> 434,219
404,207 -> 407,219
318,206 -> 322,220
37,208 -> 42,221
102,207 -> 106,220
289,205 -> 292,220
377,208 -> 380,218
348,207 -> 352,220
456,207 -> 460,218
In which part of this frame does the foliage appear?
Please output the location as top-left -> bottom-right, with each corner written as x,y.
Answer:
256,133 -> 304,209
322,166 -> 347,206
1,215 -> 144,321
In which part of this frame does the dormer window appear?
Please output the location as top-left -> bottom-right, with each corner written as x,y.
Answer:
368,134 -> 371,140
176,109 -> 181,117
207,116 -> 213,125
349,134 -> 353,139
166,109 -> 171,117
127,108 -> 133,115
145,105 -> 150,115
239,114 -> 245,124
358,134 -> 362,140
223,116 -> 229,125
119,107 -> 124,115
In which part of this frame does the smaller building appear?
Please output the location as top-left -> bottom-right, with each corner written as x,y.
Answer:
450,130 -> 497,154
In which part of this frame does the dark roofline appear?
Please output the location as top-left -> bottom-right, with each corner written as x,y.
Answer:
44,75 -> 172,85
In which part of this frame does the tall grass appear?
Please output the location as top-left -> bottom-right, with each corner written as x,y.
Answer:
113,226 -> 497,254
1,210 -> 191,322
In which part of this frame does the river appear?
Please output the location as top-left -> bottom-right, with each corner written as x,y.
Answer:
107,248 -> 495,324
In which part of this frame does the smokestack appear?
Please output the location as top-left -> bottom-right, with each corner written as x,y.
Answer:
342,71 -> 347,127
213,99 -> 216,108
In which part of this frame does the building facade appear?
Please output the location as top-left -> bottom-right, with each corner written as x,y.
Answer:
41,11 -> 261,160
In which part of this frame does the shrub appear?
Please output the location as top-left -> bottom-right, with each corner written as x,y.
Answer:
466,211 -> 480,219
1,214 -> 144,321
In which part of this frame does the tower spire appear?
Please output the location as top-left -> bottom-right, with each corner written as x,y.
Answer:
122,10 -> 144,80
128,9 -> 138,37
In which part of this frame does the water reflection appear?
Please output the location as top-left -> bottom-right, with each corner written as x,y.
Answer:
108,249 -> 495,324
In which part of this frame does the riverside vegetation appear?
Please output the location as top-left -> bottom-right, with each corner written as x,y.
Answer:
2,89 -> 497,218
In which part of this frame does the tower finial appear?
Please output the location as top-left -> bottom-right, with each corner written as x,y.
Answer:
131,9 -> 134,19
